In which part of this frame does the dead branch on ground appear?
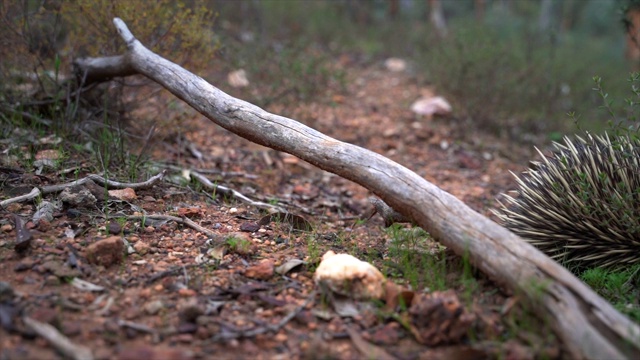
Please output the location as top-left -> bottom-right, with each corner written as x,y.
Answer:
69,18 -> 640,360
0,171 -> 166,208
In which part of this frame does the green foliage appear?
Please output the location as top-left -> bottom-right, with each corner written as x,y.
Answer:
581,265 -> 640,322
384,225 -> 448,290
420,17 -> 627,137
224,36 -> 346,112
60,0 -> 217,66
214,1 -> 631,140
0,0 -> 218,179
586,72 -> 640,133
225,235 -> 253,255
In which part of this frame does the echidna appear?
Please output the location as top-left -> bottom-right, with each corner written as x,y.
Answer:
494,132 -> 640,269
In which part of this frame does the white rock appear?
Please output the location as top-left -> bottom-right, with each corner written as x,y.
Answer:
384,58 -> 407,72
314,251 -> 385,300
228,69 -> 249,88
411,96 -> 452,117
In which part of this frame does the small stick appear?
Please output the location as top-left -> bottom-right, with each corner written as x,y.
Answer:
42,170 -> 166,194
0,187 -> 41,208
126,214 -> 218,238
367,197 -> 412,227
189,170 -> 287,213
23,316 -> 94,360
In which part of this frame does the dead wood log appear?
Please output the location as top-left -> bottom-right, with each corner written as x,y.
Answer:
74,18 -> 640,359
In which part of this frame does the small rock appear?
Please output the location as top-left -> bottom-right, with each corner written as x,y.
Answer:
144,300 -> 164,315
108,188 -> 137,201
411,96 -> 452,118
59,187 -> 97,207
35,149 -> 62,161
37,219 -> 52,232
44,275 -> 61,286
33,201 -> 58,223
1,224 -> 12,232
14,257 -> 36,272
178,288 -> 196,297
409,290 -> 475,346
108,221 -> 122,235
178,298 -> 204,323
133,240 -> 150,255
85,236 -> 124,267
384,57 -> 407,72
61,320 -> 82,336
228,69 -> 249,88
0,281 -> 15,303
244,259 -> 275,280
314,251 -> 385,300
239,222 -> 260,232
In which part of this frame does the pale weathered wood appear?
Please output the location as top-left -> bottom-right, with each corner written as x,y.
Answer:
74,17 -> 640,359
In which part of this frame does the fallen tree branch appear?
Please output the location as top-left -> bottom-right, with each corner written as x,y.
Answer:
0,187 -> 40,208
71,17 -> 640,359
0,171 -> 166,208
42,170 -> 166,194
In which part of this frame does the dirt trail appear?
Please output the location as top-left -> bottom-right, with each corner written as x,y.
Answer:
0,64 -> 554,359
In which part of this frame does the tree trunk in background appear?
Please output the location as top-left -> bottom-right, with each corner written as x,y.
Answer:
625,7 -> 640,71
346,0 -> 371,25
427,0 -> 447,38
388,0 -> 399,19
538,0 -> 554,32
474,0 -> 485,22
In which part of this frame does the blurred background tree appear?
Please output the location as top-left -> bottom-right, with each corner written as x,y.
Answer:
0,0 -> 217,175
1,0 -> 636,161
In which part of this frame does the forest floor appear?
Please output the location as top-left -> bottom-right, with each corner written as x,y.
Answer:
0,62 -> 565,359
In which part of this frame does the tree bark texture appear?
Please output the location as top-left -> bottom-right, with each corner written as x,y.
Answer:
75,18 -> 640,360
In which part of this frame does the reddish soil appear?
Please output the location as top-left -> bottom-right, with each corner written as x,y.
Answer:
1,64 -> 561,359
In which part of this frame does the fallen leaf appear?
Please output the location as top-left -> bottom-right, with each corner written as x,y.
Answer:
207,245 -> 227,260
331,297 -> 359,318
275,259 -> 306,275
383,282 -> 414,311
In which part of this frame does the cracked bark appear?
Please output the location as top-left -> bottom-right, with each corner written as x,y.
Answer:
71,17 -> 640,360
